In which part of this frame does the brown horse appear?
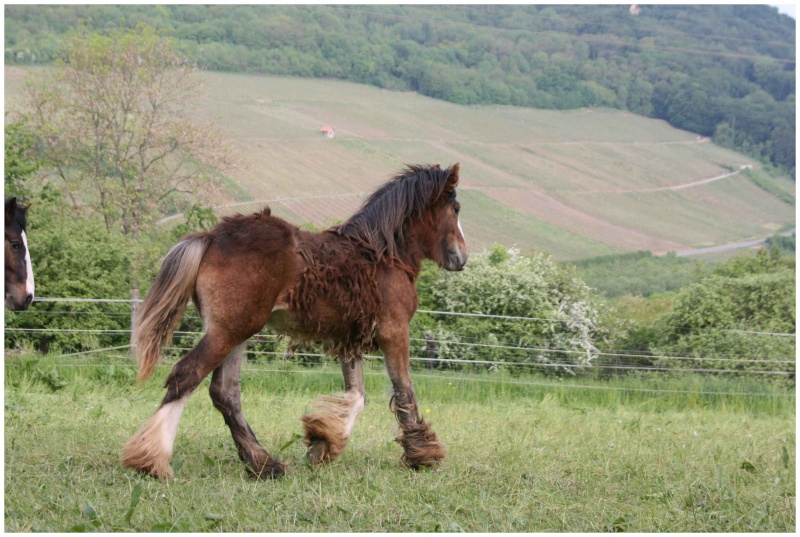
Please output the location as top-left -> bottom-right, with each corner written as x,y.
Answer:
121,163 -> 468,479
5,197 -> 34,311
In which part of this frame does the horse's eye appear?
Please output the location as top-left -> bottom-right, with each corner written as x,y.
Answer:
10,241 -> 21,250
453,203 -> 460,215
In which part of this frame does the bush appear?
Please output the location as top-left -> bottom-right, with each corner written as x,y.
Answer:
415,245 -> 605,375
654,249 -> 795,374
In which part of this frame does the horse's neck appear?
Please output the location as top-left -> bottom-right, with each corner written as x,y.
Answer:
392,237 -> 426,281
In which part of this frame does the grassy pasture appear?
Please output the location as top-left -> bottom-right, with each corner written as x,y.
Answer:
5,67 -> 794,259
4,355 -> 795,532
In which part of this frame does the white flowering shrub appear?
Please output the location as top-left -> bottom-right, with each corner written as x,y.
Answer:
416,245 -> 602,375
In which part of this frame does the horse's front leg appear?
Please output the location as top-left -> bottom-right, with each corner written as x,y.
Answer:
301,357 -> 366,464
379,325 -> 445,469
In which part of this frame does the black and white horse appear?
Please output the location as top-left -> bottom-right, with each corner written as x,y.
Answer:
5,197 -> 34,311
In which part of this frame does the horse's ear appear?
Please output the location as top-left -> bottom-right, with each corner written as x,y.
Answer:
445,163 -> 460,192
6,197 -> 17,221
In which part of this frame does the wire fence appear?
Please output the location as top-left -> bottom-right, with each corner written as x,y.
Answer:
7,324 -> 796,363
4,297 -> 796,397
8,353 -> 792,399
6,326 -> 796,371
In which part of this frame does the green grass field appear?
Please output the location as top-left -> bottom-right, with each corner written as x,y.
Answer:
5,67 -> 795,260
4,355 -> 795,532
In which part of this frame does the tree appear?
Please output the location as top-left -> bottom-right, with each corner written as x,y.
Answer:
20,24 -> 232,242
4,119 -> 40,199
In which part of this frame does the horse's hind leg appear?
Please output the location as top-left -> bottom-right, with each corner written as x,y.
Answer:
302,357 -> 366,464
209,344 -> 285,479
120,329 -> 241,480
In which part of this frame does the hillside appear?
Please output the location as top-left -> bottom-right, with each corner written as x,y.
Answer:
5,67 -> 794,260
4,4 -> 795,173
6,67 -> 794,260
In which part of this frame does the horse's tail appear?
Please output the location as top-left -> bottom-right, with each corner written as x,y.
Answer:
134,234 -> 212,383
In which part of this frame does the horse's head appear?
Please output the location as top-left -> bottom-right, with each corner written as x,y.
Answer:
421,163 -> 469,271
5,197 -> 34,311
335,163 -> 469,271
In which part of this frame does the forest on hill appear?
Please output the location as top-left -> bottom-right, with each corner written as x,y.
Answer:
4,4 -> 796,174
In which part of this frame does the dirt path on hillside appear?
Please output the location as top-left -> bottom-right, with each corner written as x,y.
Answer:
574,165 -> 753,195
676,228 -> 795,257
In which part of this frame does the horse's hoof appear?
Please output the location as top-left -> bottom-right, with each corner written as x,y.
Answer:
247,459 -> 286,480
395,419 -> 446,470
306,439 -> 330,465
400,450 -> 445,471
120,451 -> 174,480
131,466 -> 173,480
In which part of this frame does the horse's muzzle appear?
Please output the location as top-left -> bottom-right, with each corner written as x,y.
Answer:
5,291 -> 33,311
445,249 -> 469,271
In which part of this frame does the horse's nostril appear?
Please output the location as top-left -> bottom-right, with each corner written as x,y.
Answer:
23,294 -> 33,308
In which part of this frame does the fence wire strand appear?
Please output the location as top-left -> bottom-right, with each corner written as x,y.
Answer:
4,358 -> 793,399
6,297 -> 796,389
22,297 -> 798,337
6,326 -> 795,364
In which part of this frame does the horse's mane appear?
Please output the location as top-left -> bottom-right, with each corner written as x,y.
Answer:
15,206 -> 27,231
5,198 -> 28,230
332,164 -> 452,262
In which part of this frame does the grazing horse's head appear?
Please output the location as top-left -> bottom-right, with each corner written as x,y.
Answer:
419,163 -> 469,271
4,197 -> 34,311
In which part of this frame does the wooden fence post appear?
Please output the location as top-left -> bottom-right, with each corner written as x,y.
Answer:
130,288 -> 139,360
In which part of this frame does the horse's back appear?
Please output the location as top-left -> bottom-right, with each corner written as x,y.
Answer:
204,210 -> 297,257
